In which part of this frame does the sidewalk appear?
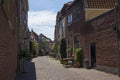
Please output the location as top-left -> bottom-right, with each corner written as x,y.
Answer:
15,60 -> 36,80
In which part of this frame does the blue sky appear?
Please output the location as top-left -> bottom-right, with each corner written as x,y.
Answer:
28,0 -> 72,40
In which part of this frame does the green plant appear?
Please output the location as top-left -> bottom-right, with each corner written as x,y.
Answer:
30,41 -> 38,57
60,38 -> 67,59
74,48 -> 83,67
50,43 -> 55,52
67,47 -> 73,57
24,49 -> 30,58
67,47 -> 71,53
41,39 -> 49,55
19,49 -> 30,59
41,48 -> 45,54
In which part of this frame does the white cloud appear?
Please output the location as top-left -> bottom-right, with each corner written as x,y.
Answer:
28,11 -> 56,40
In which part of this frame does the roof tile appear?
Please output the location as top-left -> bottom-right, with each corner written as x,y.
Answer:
85,0 -> 117,8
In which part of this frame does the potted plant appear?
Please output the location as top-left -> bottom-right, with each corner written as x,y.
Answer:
74,48 -> 83,67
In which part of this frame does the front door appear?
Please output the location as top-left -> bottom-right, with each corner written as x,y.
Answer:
90,42 -> 96,68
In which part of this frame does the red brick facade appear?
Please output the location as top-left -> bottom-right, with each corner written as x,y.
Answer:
66,0 -> 85,55
84,9 -> 120,74
0,7 -> 18,80
55,0 -> 120,75
0,0 -> 19,79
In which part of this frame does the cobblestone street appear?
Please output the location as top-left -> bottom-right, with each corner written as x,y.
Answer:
15,56 -> 120,80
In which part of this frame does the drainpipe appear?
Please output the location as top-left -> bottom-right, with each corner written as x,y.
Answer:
114,2 -> 120,76
16,0 -> 21,72
17,0 -> 23,73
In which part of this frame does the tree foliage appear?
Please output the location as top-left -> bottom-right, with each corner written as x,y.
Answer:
51,43 -> 55,52
41,39 -> 48,55
30,41 -> 38,57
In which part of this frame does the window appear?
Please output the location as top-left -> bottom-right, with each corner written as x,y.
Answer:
74,9 -> 80,20
76,10 -> 80,19
67,14 -> 72,24
74,34 -> 80,48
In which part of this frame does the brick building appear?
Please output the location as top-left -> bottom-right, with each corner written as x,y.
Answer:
54,1 -> 72,57
65,0 -> 85,57
84,0 -> 120,75
17,0 -> 29,73
55,0 -> 120,75
18,0 -> 29,58
0,0 -> 19,80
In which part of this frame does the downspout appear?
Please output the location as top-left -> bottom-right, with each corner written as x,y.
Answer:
114,2 -> 120,76
17,0 -> 22,72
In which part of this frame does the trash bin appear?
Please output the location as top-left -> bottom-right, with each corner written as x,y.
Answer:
84,59 -> 89,69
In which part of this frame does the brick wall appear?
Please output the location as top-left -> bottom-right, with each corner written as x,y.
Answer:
0,6 -> 17,80
84,9 -> 119,73
66,0 -> 85,53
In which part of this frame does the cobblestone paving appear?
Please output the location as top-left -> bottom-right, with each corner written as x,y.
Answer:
34,56 -> 87,80
15,56 -> 120,80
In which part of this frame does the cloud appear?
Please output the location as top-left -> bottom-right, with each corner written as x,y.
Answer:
28,11 -> 56,40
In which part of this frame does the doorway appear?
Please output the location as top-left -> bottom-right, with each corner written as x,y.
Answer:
90,42 -> 96,68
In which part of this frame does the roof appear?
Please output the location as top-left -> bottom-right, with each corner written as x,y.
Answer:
85,0 -> 117,21
66,0 -> 82,10
85,0 -> 117,8
39,34 -> 52,42
31,30 -> 39,41
61,1 -> 73,13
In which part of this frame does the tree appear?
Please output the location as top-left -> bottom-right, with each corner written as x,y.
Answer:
30,41 -> 38,57
51,43 -> 55,52
41,39 -> 48,55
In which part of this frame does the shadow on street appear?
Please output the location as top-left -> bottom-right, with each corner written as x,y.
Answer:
15,60 -> 36,80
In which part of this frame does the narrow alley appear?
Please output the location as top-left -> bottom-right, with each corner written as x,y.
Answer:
15,56 -> 119,80
1,0 -> 120,80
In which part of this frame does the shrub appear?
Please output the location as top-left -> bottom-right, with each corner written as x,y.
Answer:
19,49 -> 30,59
74,48 -> 83,67
30,41 -> 38,57
67,47 -> 71,53
60,38 -> 67,59
67,47 -> 72,57
50,43 -> 55,52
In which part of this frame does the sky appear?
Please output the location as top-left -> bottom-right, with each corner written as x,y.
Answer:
28,0 -> 73,40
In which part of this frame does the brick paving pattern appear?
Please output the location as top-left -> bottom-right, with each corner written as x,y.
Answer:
15,56 -> 120,80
